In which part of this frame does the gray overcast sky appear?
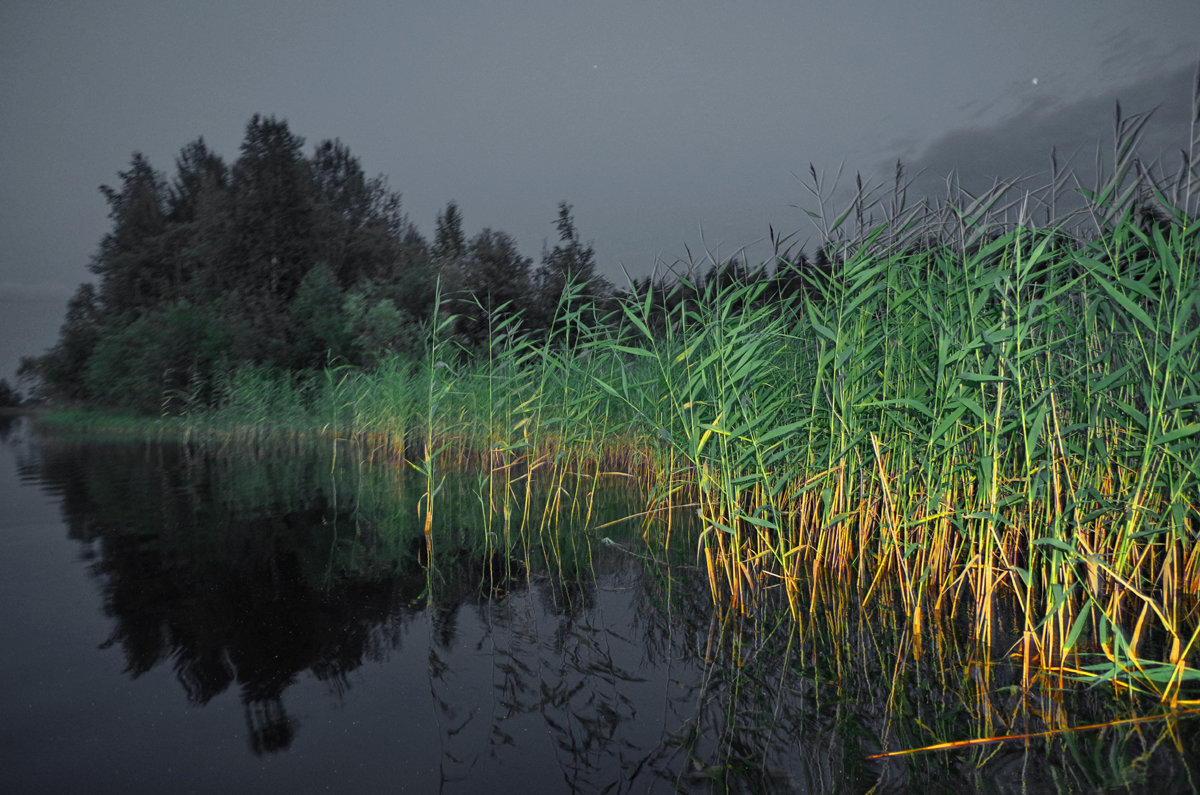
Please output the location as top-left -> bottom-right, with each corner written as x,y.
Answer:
1,0 -> 1197,384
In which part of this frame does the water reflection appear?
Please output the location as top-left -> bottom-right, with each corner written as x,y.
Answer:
0,413 -> 21,442
4,420 -> 1199,792
22,433 -> 410,755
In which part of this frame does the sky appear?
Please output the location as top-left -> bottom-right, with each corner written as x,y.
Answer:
1,0 -> 1197,386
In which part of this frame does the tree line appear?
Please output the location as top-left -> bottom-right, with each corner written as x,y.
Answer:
19,115 -> 612,411
20,114 -> 843,414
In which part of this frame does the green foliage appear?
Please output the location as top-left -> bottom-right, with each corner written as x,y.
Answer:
51,209 -> 1200,696
343,292 -> 420,362
533,202 -> 608,329
83,301 -> 230,413
211,363 -> 314,428
91,152 -> 171,320
454,228 -> 533,346
432,200 -> 466,262
286,265 -> 355,369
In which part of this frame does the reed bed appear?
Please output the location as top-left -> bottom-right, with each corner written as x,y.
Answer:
171,79 -> 1200,700
284,214 -> 1198,701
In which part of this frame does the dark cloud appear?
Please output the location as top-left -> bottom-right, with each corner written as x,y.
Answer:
894,61 -> 1197,205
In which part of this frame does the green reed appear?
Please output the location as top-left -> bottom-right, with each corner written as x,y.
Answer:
146,73 -> 1200,699
562,203 -> 1195,697
207,212 -> 1192,699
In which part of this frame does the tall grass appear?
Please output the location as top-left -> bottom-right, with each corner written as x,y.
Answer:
168,71 -> 1200,699
577,219 -> 1192,698
268,215 -> 1197,697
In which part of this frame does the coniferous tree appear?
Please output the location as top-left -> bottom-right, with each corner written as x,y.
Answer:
533,202 -> 607,329
286,264 -> 354,369
429,200 -> 469,309
311,139 -> 392,286
456,228 -> 532,346
91,153 -> 170,321
167,138 -> 229,224
165,139 -> 230,304
432,201 -> 466,263
379,225 -> 435,323
226,115 -> 317,311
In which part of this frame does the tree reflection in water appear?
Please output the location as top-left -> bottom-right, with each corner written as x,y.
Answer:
10,426 -> 1199,792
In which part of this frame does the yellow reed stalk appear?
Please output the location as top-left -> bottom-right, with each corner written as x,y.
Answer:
1128,600 -> 1151,660
1166,623 -> 1200,706
1092,554 -> 1179,641
867,708 -> 1200,759
703,543 -> 718,606
868,433 -> 917,623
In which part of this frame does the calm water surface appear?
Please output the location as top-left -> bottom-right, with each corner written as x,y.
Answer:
1,415 -> 1197,793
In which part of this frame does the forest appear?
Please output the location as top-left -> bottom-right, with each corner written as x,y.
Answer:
17,114 -> 624,411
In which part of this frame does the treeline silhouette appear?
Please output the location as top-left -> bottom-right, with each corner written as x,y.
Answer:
26,111 -> 1175,415
19,115 -> 621,411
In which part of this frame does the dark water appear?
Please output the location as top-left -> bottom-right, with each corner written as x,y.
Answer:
1,415 -> 1197,794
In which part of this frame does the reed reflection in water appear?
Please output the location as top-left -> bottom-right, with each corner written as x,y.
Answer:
1,417 -> 1197,793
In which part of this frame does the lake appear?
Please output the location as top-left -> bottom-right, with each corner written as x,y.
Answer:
1,414 -> 1197,793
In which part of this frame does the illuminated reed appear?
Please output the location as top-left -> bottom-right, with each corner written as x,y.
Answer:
280,219 -> 1197,700
164,76 -> 1200,698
